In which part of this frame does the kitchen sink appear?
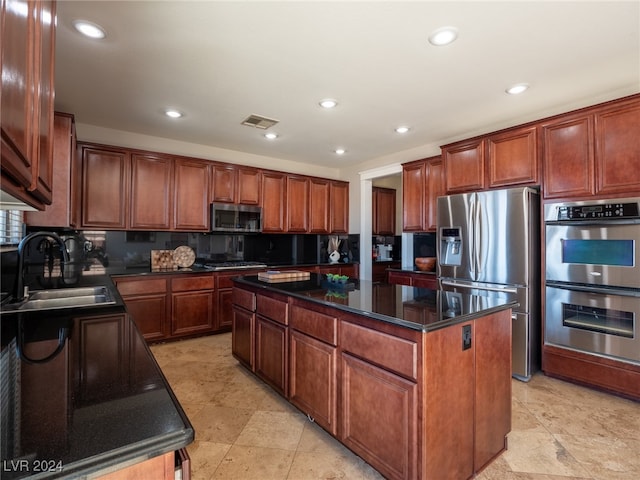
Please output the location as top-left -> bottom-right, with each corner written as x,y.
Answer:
1,286 -> 116,313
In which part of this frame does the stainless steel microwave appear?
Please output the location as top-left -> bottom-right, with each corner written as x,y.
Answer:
211,203 -> 262,232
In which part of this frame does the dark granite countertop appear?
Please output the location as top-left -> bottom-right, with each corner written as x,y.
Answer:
233,273 -> 516,332
0,274 -> 193,479
386,267 -> 437,275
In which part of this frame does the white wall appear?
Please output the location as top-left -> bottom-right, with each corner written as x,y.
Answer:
76,123 -> 341,180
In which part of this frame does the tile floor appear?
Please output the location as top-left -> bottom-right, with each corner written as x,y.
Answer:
151,333 -> 640,480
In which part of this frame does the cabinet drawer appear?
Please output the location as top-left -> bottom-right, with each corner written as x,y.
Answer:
217,273 -> 237,289
341,321 -> 418,381
232,287 -> 255,312
172,275 -> 214,292
290,305 -> 337,346
257,295 -> 288,325
115,278 -> 167,296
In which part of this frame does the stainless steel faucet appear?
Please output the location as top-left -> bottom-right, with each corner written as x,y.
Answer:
15,231 -> 70,301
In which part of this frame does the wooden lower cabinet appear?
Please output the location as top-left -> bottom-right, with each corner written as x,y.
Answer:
115,273 -> 217,342
171,274 -> 215,337
232,282 -> 512,480
255,315 -> 288,396
388,270 -> 438,289
340,353 -> 417,480
96,449 -> 189,480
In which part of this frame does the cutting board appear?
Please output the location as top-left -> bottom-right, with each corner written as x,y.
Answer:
258,270 -> 311,283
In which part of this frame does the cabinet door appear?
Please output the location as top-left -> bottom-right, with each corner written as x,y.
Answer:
595,99 -> 640,196
211,164 -> 236,203
217,288 -> 233,330
174,158 -> 210,231
255,315 -> 288,395
425,157 -> 444,231
289,330 -> 337,434
372,187 -> 396,235
443,139 -> 485,193
122,294 -> 169,342
387,271 -> 412,286
329,181 -> 349,234
237,167 -> 261,205
262,172 -> 287,232
541,114 -> 595,198
130,153 -> 172,230
26,113 -> 76,227
287,175 -> 309,232
486,125 -> 538,188
80,144 -> 129,228
402,161 -> 426,232
340,353 -> 417,480
115,277 -> 169,342
309,178 -> 330,233
232,305 -> 254,369
171,279 -> 215,337
30,0 -> 56,204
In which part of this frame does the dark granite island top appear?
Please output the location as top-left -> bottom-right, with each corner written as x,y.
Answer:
0,291 -> 193,478
233,273 -> 516,331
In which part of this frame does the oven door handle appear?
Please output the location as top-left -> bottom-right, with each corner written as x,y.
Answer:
546,280 -> 640,298
545,219 -> 640,226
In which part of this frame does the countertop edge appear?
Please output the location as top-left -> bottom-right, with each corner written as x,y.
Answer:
232,276 -> 517,332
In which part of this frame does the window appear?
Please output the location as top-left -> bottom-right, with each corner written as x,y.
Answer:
0,210 -> 24,246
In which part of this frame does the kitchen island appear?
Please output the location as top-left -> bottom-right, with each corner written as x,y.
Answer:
0,278 -> 193,479
232,273 -> 515,480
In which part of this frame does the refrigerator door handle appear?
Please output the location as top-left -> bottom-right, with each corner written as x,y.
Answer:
440,279 -> 518,294
468,196 -> 476,277
475,197 -> 482,277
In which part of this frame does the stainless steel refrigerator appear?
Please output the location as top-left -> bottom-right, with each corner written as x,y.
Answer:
437,186 -> 540,381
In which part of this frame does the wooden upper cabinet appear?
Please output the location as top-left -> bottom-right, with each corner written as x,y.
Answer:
262,172 -> 287,232
329,181 -> 349,234
402,160 -> 426,232
425,157 -> 444,231
541,113 -> 595,199
1,0 -> 56,207
309,178 -> 330,234
486,125 -> 538,188
211,165 -> 262,205
80,144 -> 130,229
237,167 -> 262,205
372,187 -> 396,236
443,139 -> 485,194
211,164 -> 237,203
130,153 -> 173,230
443,126 -> 539,194
173,158 -> 210,231
595,98 -> 640,196
26,113 -> 77,228
287,175 -> 310,233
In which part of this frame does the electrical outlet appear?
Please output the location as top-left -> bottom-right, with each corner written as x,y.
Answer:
462,325 -> 472,350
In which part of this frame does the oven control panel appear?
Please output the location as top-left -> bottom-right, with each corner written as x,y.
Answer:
556,202 -> 639,220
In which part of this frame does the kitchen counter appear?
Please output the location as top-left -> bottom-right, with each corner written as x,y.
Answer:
233,273 -> 516,332
0,274 -> 193,479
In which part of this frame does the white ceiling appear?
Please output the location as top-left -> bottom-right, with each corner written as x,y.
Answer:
54,1 -> 640,169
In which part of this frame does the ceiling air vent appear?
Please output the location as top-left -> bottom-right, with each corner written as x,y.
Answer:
241,114 -> 279,130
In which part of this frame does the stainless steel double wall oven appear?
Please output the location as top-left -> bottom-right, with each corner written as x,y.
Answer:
544,197 -> 640,365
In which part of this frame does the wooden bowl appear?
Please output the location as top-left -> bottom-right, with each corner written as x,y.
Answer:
415,257 -> 436,272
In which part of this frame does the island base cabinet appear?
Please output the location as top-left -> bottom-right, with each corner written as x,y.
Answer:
340,353 -> 417,480
289,330 -> 337,435
255,316 -> 288,396
232,305 -> 254,370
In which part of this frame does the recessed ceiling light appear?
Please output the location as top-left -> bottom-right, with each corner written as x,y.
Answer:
320,99 -> 338,109
165,109 -> 183,118
395,126 -> 410,134
428,26 -> 458,46
73,20 -> 106,39
506,83 -> 529,95
264,132 -> 278,140
334,148 -> 346,155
